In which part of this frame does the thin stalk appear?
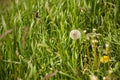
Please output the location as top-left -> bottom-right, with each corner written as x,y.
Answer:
92,39 -> 98,70
85,41 -> 92,68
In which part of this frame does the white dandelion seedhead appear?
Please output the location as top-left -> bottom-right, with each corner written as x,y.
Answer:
70,30 -> 81,40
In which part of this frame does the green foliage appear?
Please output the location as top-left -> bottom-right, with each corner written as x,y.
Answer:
0,0 -> 120,80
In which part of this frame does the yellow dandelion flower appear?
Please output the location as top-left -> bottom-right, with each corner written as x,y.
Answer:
100,55 -> 110,63
70,30 -> 81,40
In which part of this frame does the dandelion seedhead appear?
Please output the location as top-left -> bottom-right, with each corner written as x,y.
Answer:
70,28 -> 114,79
70,30 -> 81,40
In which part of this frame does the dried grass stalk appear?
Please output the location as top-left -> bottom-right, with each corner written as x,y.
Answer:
0,29 -> 13,40
22,27 -> 29,49
42,70 -> 58,80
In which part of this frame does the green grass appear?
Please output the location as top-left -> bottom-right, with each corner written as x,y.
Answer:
0,0 -> 120,80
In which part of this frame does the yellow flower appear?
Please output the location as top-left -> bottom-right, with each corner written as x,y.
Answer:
100,55 -> 110,63
70,30 -> 81,40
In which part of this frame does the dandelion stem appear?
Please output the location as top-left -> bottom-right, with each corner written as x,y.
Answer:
92,39 -> 98,70
85,41 -> 92,68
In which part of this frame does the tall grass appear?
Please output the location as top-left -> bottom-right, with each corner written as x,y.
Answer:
0,0 -> 120,80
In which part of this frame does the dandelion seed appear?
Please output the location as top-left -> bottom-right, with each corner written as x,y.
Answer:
89,74 -> 98,80
100,55 -> 110,63
70,30 -> 81,40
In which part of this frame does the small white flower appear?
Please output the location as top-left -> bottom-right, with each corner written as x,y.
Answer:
89,74 -> 98,80
106,43 -> 110,48
93,28 -> 97,32
103,77 -> 106,80
83,30 -> 87,33
103,76 -> 111,80
92,39 -> 98,43
108,69 -> 113,74
70,30 -> 81,40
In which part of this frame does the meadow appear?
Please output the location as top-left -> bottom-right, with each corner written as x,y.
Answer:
0,0 -> 120,80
